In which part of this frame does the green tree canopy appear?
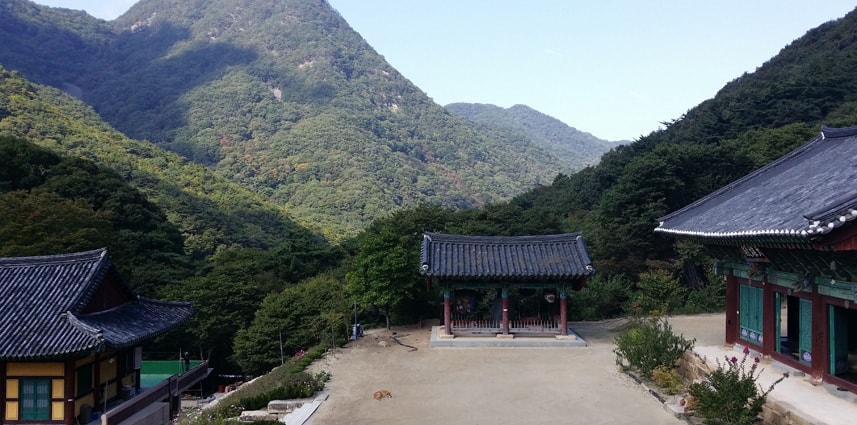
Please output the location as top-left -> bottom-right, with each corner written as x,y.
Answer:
232,274 -> 349,375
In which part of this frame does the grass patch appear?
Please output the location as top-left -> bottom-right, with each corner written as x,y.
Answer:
178,346 -> 329,424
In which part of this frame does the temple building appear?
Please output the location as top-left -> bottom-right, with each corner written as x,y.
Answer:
655,125 -> 857,393
0,248 -> 203,425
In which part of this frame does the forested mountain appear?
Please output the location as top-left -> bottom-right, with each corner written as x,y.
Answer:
510,6 -> 857,278
0,67 -> 322,260
0,136 -> 191,296
446,103 -> 620,169
0,0 -> 610,240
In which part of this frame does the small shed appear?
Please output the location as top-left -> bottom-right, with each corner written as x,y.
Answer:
420,232 -> 594,337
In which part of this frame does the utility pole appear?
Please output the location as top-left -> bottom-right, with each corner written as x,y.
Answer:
352,300 -> 358,340
279,330 -> 284,365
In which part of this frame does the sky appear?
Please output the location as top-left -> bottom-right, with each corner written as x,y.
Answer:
30,1 -> 857,141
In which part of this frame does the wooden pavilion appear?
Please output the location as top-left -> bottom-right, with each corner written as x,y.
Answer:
655,125 -> 857,393
419,232 -> 595,338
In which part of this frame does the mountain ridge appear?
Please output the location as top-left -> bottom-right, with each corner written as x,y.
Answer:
445,102 -> 622,170
0,0 -> 614,240
0,66 -> 317,258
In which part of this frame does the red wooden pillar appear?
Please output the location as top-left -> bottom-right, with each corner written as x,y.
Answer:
65,359 -> 75,425
559,290 -> 568,336
762,280 -> 776,356
443,289 -> 452,336
810,282 -> 827,384
725,271 -> 738,346
501,288 -> 510,335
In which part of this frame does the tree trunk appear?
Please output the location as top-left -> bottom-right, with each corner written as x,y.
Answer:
384,304 -> 391,329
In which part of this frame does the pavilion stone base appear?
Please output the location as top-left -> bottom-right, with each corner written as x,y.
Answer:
429,327 -> 588,347
496,333 -> 515,339
555,334 -> 577,341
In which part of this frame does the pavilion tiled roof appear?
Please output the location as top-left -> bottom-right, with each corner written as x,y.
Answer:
420,232 -> 594,279
655,126 -> 857,241
0,248 -> 192,360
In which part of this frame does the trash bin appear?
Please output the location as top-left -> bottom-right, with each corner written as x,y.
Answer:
79,404 -> 92,424
121,385 -> 135,400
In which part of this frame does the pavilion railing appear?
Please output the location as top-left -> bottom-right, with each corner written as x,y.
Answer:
101,360 -> 209,425
450,315 -> 559,334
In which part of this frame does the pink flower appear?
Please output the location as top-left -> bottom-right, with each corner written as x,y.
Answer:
731,356 -> 738,363
754,357 -> 760,363
743,346 -> 750,355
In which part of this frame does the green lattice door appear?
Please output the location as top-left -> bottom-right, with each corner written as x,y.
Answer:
739,284 -> 763,345
20,378 -> 50,420
830,305 -> 848,374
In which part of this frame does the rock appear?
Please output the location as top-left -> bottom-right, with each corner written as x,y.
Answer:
378,340 -> 388,347
267,400 -> 304,413
239,410 -> 278,422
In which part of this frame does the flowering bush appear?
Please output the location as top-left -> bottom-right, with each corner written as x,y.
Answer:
688,346 -> 787,425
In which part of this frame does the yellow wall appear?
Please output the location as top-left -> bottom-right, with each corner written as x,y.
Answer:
76,356 -> 95,368
105,383 -> 117,399
122,374 -> 135,386
99,356 -> 117,381
5,401 -> 17,421
6,362 -> 64,376
75,394 -> 94,412
51,401 -> 64,420
52,379 -> 64,398
6,379 -> 18,398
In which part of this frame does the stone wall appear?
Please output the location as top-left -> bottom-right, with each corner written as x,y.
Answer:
677,350 -> 711,382
680,349 -> 816,425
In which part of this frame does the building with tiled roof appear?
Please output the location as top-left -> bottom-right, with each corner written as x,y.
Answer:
0,248 -> 195,425
420,232 -> 594,338
655,125 -> 857,394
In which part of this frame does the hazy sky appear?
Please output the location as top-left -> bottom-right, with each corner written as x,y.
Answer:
31,0 -> 856,141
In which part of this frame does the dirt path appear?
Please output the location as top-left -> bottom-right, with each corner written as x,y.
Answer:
304,317 -> 708,425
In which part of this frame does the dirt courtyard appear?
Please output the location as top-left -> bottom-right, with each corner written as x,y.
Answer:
304,314 -> 724,425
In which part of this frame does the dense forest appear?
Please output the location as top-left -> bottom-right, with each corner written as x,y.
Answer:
0,0 -> 615,241
1,0 -> 857,377
446,103 -> 622,169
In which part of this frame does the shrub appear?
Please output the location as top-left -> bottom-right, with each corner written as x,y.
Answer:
651,366 -> 685,394
626,270 -> 685,315
568,274 -> 631,320
182,347 -> 328,424
239,371 -> 328,410
688,347 -> 787,425
676,271 -> 726,314
614,317 -> 695,376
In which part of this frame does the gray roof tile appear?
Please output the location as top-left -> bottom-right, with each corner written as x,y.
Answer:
0,249 -> 192,360
420,232 -> 594,279
655,126 -> 857,240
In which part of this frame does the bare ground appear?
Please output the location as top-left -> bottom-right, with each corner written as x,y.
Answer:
302,316 -> 721,425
